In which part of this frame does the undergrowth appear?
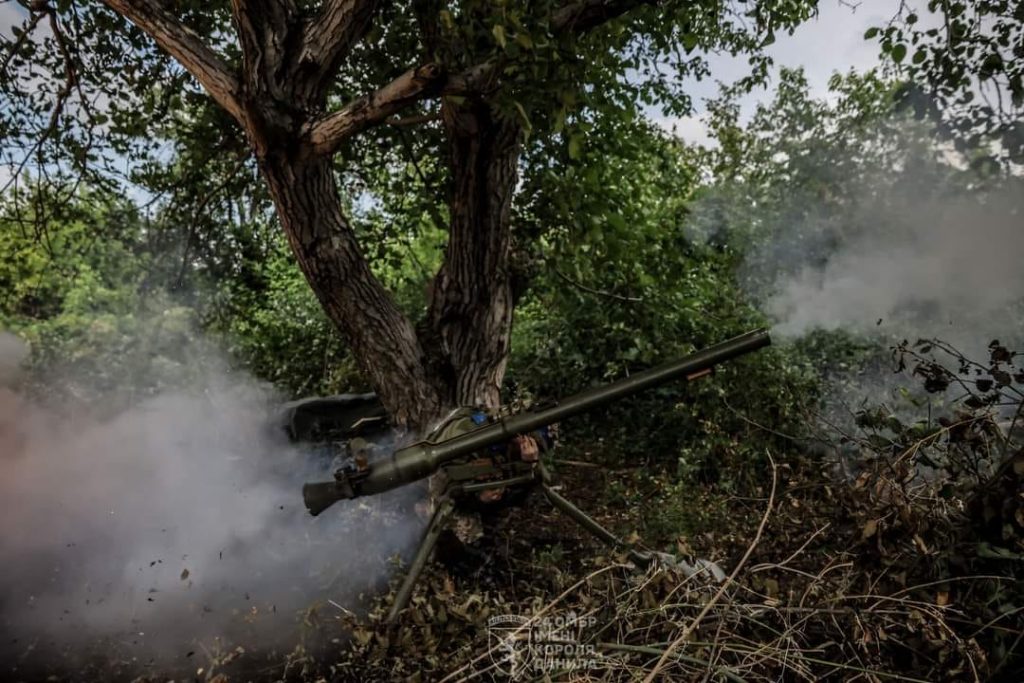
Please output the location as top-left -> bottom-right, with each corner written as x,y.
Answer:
311,339 -> 1024,682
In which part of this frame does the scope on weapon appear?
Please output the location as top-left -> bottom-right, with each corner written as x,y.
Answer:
303,328 -> 770,516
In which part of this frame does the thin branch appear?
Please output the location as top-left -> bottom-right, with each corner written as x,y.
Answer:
554,268 -> 643,302
174,155 -> 250,288
643,450 -> 777,683
598,642 -> 748,683
394,124 -> 448,232
0,5 -> 76,197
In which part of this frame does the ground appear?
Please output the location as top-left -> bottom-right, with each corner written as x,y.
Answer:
9,438 -> 1022,682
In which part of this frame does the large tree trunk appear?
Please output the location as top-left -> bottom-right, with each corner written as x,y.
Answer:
93,0 -> 670,432
422,100 -> 521,409
254,102 -> 522,425
258,151 -> 447,428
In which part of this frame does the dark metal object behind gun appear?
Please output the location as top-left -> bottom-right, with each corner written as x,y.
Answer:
303,327 -> 771,516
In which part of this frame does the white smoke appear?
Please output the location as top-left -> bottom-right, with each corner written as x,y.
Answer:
0,329 -> 421,675
0,330 -> 28,385
767,188 -> 1024,346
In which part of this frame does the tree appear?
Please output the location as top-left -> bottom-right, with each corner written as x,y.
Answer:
1,0 -> 817,428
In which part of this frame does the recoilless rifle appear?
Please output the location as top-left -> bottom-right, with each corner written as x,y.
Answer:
303,328 -> 770,623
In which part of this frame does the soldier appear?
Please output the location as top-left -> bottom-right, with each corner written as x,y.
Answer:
422,407 -> 549,546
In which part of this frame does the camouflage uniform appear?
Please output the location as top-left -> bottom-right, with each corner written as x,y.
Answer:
423,408 -> 541,544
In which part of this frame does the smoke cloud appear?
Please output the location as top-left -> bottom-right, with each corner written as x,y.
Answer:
765,188 -> 1024,346
0,331 -> 28,385
0,330 -> 421,677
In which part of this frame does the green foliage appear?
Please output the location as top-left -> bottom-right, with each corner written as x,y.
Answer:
503,117 -> 819,486
0,0 -> 821,330
0,185 -> 220,403
868,1 -> 1024,170
216,242 -> 359,397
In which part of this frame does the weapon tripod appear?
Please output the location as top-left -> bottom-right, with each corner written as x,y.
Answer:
387,459 -> 669,624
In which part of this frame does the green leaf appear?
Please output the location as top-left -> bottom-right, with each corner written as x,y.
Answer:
891,43 -> 907,63
567,135 -> 582,160
607,213 -> 627,232
492,24 -> 506,49
864,27 -> 880,39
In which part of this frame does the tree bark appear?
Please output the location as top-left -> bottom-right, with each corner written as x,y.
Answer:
258,150 -> 446,427
258,100 -> 522,424
423,99 -> 521,409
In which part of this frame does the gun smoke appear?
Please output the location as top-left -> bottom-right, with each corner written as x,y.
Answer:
0,331 -> 421,674
763,187 -> 1024,347
729,139 -> 1024,437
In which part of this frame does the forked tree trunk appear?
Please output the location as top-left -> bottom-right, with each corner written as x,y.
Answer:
100,0 -> 665,433
256,105 -> 521,430
123,0 -> 524,429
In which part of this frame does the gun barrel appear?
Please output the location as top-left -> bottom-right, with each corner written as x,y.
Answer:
449,327 -> 771,457
304,327 -> 770,513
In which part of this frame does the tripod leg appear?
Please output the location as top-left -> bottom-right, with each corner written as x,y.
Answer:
540,483 -> 652,568
386,496 -> 456,624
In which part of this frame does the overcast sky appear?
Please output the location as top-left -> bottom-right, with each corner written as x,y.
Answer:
656,0 -> 899,145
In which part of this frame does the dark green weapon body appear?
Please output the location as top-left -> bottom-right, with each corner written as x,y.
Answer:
303,328 -> 770,622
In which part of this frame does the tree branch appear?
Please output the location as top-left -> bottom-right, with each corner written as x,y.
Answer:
230,0 -> 302,105
551,0 -> 660,33
302,0 -> 656,154
554,268 -> 644,303
303,63 -> 444,155
99,0 -> 245,123
386,112 -> 441,126
299,0 -> 381,93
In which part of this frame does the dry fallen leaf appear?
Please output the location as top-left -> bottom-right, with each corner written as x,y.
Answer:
861,519 -> 879,540
913,534 -> 929,554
